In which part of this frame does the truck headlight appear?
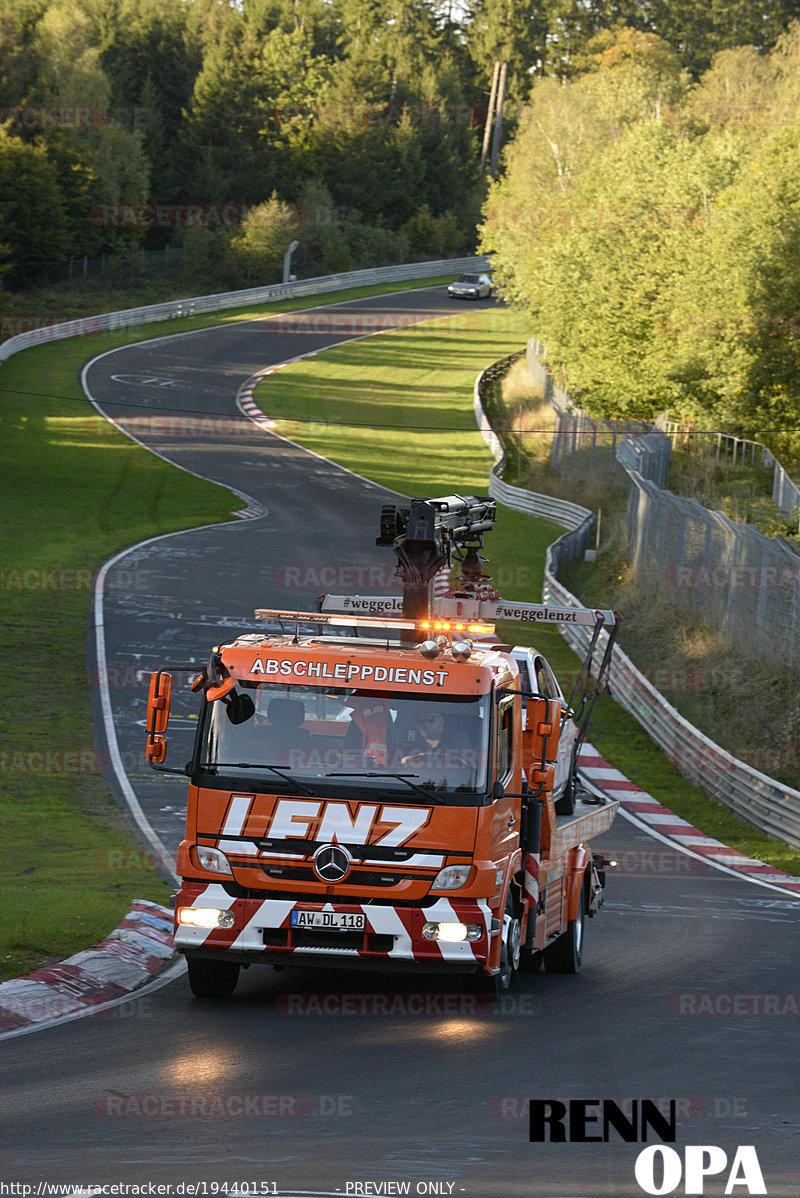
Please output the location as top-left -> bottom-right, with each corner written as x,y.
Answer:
177,907 -> 235,929
422,921 -> 482,942
432,864 -> 473,890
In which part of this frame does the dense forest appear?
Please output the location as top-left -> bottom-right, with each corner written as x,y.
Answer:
481,21 -> 800,457
3,0 -> 800,292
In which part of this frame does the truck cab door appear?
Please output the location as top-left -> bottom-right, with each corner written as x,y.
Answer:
491,694 -> 520,858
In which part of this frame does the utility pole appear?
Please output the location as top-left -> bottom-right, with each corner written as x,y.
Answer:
480,61 -> 501,175
489,60 -> 508,180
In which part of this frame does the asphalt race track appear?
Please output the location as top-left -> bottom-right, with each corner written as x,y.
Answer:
1,287 -> 799,1197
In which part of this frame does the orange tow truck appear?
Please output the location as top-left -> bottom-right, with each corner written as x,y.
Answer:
146,496 -> 620,997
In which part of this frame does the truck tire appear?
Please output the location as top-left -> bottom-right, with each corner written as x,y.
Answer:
498,896 -> 521,991
468,896 -> 520,999
186,955 -> 240,998
542,885 -> 585,974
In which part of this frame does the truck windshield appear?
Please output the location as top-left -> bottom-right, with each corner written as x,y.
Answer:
199,682 -> 490,797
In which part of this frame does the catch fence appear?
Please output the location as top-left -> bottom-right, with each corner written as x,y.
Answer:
525,338 -> 670,490
524,341 -> 800,673
660,419 -> 800,522
474,355 -> 800,849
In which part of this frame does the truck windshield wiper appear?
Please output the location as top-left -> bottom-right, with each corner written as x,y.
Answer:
199,762 -> 314,795
325,771 -> 445,804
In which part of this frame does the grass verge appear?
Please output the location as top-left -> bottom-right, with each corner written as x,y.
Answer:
0,275 -> 454,982
256,310 -> 800,878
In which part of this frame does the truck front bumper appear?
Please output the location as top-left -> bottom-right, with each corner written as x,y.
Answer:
174,881 -> 494,973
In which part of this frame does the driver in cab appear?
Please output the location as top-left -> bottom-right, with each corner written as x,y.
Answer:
400,711 -> 469,772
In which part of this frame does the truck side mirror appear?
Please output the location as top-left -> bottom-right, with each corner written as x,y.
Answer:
146,670 -> 172,764
524,696 -> 562,764
227,692 -> 255,724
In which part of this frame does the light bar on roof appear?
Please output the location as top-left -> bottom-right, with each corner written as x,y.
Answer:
252,607 -> 496,637
254,607 -> 418,632
418,619 -> 495,636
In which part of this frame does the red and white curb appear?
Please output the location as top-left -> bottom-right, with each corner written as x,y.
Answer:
0,900 -> 175,1033
237,371 -> 281,431
237,351 -> 324,434
578,742 -> 800,896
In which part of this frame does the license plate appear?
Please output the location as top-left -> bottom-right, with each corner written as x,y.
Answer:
291,909 -> 366,931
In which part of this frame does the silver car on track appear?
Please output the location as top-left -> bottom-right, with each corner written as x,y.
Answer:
447,272 -> 493,299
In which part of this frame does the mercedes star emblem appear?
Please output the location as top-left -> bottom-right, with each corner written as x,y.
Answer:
312,842 -> 352,883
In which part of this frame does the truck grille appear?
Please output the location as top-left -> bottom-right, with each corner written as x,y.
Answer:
262,928 -> 394,953
261,865 -> 410,887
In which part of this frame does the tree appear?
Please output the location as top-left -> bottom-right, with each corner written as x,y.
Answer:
180,21 -> 330,203
0,127 -> 69,284
465,0 -> 548,103
88,0 -> 201,200
32,2 -> 110,108
225,191 -> 300,281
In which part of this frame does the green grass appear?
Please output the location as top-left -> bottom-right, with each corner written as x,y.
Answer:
255,306 -> 530,495
256,313 -> 800,879
0,274 -> 456,982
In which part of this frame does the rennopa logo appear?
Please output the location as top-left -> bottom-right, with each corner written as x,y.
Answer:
528,1100 -> 767,1194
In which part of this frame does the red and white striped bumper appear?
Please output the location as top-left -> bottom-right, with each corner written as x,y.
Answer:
174,882 -> 493,971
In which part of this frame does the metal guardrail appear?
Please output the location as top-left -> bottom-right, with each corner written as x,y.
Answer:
475,356 -> 800,849
774,462 -> 800,523
0,256 -> 489,362
474,360 -> 592,530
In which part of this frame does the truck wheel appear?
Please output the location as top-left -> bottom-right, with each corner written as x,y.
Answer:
186,955 -> 240,998
468,896 -> 520,999
543,885 -> 585,974
499,896 -> 522,989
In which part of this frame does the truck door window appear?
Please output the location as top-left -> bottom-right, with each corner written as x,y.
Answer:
495,695 -> 514,782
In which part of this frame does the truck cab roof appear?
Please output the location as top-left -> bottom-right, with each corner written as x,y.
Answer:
218,632 -> 519,696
